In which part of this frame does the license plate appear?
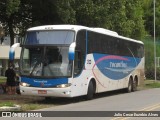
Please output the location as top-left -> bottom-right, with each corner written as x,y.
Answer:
38,90 -> 47,94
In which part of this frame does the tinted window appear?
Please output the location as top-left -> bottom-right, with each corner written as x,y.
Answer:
74,30 -> 86,76
88,31 -> 144,58
25,31 -> 75,45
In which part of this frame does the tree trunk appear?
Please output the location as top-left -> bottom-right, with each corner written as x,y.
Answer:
8,15 -> 14,46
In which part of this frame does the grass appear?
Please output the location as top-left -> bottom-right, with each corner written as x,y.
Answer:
0,101 -> 15,107
0,96 -> 52,111
144,80 -> 160,88
0,76 -> 6,84
21,103 -> 51,111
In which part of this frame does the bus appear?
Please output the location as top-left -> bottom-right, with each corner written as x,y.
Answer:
10,25 -> 144,99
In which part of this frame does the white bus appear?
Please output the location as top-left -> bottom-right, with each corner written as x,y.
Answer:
10,25 -> 145,99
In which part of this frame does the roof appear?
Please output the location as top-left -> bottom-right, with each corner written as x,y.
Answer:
27,25 -> 88,32
27,25 -> 143,45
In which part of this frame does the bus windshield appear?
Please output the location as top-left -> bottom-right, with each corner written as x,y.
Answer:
20,46 -> 72,78
25,30 -> 74,45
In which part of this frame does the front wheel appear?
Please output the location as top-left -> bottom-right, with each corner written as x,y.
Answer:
86,81 -> 95,100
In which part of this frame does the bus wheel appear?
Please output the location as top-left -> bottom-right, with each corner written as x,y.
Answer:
86,81 -> 94,100
126,79 -> 133,93
132,80 -> 138,92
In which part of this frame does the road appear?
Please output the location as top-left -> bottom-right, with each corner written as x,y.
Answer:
43,88 -> 160,111
2,88 -> 160,120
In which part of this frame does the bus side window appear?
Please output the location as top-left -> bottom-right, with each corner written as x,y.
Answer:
74,51 -> 82,76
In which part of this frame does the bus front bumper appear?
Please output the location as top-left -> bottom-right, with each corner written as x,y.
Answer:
20,86 -> 72,97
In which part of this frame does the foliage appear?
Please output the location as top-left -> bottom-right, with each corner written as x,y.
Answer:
72,0 -> 146,39
107,0 -> 145,39
0,102 -> 14,107
143,36 -> 160,80
145,80 -> 160,88
6,0 -> 20,16
56,0 -> 76,24
16,0 -> 32,36
0,77 -> 6,84
1,0 -> 155,42
0,0 -> 21,45
30,0 -> 76,26
73,0 -> 109,28
144,0 -> 160,37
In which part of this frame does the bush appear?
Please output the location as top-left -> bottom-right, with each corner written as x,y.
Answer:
145,66 -> 160,80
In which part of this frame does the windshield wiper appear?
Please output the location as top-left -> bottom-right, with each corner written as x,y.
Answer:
30,61 -> 42,76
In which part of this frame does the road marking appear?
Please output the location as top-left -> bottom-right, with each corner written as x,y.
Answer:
144,104 -> 160,111
111,103 -> 160,120
139,103 -> 160,111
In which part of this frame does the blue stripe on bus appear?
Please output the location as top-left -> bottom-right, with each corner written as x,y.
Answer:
21,77 -> 68,87
93,53 -> 141,80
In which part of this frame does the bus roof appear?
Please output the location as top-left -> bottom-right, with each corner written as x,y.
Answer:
27,25 -> 88,32
27,25 -> 143,45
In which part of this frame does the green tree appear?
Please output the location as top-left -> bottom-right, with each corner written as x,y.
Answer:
156,1 -> 160,38
16,0 -> 32,36
31,0 -> 76,26
1,0 -> 155,44
31,0 -> 59,26
73,0 -> 95,26
73,0 -> 146,39
74,0 -> 109,27
56,0 -> 76,24
144,0 -> 160,38
0,0 -> 20,46
107,0 -> 145,39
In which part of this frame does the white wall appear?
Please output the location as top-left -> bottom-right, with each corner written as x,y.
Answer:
0,46 -> 21,59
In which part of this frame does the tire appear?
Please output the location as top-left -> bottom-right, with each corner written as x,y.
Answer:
132,80 -> 137,92
126,79 -> 133,93
86,81 -> 94,100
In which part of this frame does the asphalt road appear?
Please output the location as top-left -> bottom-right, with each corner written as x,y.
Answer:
2,88 -> 160,120
39,88 -> 160,111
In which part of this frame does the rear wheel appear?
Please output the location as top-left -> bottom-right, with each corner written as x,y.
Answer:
126,78 -> 133,93
86,81 -> 95,100
132,80 -> 138,92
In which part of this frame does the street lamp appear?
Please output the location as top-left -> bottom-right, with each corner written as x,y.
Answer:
154,0 -> 156,82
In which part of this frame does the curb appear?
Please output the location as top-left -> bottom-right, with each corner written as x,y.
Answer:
0,104 -> 21,111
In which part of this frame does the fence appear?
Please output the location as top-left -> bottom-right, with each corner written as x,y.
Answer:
144,37 -> 160,80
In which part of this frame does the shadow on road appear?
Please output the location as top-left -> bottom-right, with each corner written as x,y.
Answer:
33,88 -> 134,105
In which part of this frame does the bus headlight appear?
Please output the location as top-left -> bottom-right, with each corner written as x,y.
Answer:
56,83 -> 71,88
20,82 -> 31,87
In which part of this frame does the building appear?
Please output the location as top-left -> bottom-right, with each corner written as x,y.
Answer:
0,36 -> 21,76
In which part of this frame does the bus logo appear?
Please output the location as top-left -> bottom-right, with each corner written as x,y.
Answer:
93,54 -> 140,80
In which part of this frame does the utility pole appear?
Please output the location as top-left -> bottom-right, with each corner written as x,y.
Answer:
154,0 -> 156,82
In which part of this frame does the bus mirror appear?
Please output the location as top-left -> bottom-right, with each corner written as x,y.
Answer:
9,43 -> 20,61
68,42 -> 76,60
